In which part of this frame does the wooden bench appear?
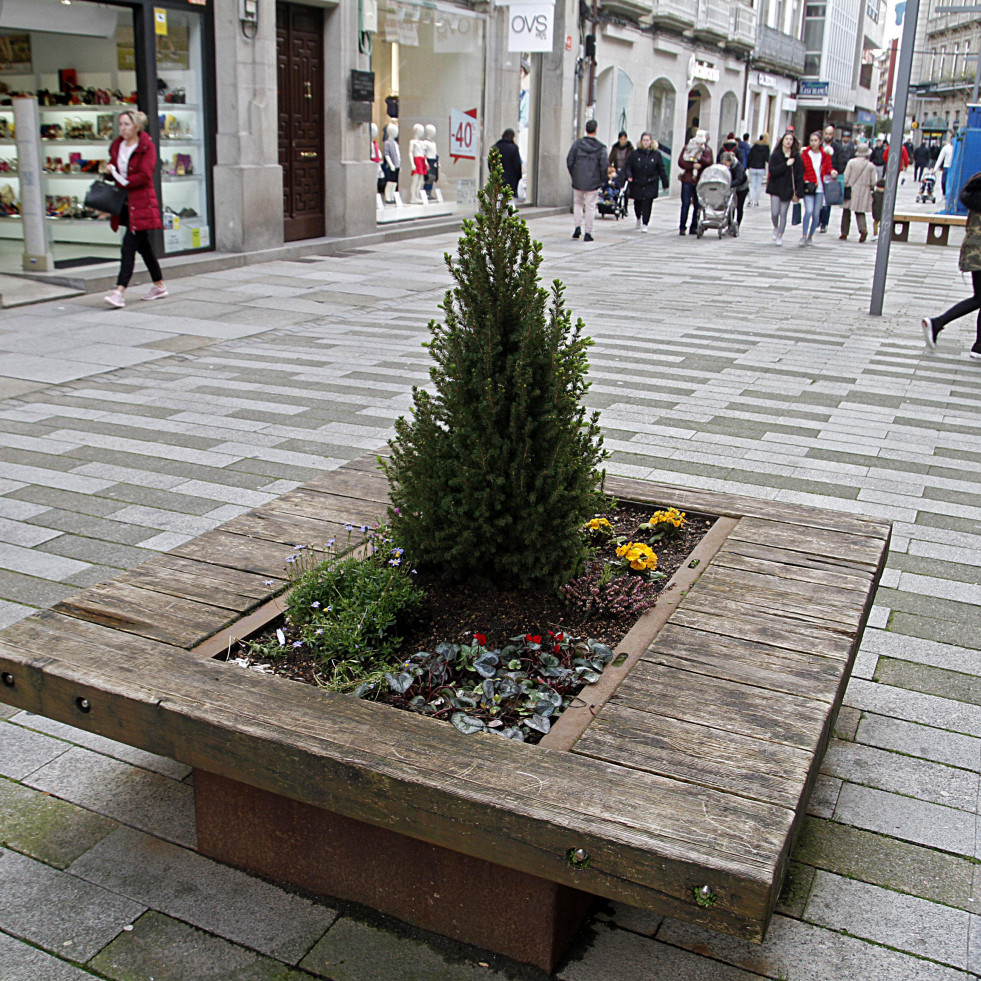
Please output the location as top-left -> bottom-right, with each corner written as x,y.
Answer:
892,212 -> 966,246
0,456 -> 890,972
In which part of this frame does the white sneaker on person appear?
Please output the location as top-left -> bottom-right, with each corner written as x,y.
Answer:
772,229 -> 778,240
635,218 -> 642,229
104,289 -> 125,309
775,235 -> 783,246
922,318 -> 940,350
141,284 -> 168,301
640,225 -> 649,233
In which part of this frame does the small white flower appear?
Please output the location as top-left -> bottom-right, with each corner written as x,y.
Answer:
276,628 -> 286,646
263,579 -> 274,586
311,601 -> 321,609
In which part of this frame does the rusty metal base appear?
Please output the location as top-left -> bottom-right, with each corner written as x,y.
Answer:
194,770 -> 595,973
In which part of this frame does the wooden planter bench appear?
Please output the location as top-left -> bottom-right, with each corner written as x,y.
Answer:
0,456 -> 890,973
892,211 -> 966,246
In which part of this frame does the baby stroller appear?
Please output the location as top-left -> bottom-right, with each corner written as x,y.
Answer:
695,163 -> 737,238
597,178 -> 628,220
916,171 -> 936,204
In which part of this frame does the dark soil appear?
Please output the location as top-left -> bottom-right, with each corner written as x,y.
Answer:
225,501 -> 714,690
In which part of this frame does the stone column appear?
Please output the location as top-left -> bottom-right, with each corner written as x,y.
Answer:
323,1 -> 378,238
13,97 -> 54,273
212,0 -> 284,253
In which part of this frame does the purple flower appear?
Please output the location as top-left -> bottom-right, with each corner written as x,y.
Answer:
292,640 -> 303,648
311,601 -> 321,609
263,579 -> 274,586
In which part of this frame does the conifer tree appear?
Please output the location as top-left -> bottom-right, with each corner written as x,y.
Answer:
382,151 -> 606,589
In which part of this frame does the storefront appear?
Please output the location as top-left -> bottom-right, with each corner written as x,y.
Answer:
0,0 -> 215,272
371,0 -> 487,222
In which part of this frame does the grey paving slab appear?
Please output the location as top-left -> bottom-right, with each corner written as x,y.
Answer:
856,713 -> 981,772
0,719 -> 70,779
0,846 -> 144,962
0,773 -> 118,868
24,746 -> 196,848
804,870 -> 971,969
69,826 -> 336,963
10,712 -> 191,781
89,910 -> 313,981
299,918 -> 512,981
0,930 -> 98,981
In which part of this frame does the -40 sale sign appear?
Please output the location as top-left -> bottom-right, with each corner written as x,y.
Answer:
449,107 -> 478,163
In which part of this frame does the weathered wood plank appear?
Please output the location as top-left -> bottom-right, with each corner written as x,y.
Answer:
612,661 -> 832,753
51,581 -> 237,649
293,468 -> 391,503
116,555 -> 282,613
604,475 -> 892,540
641,624 -> 845,702
0,614 -> 788,938
712,540 -> 875,591
573,703 -> 813,810
727,517 -> 886,568
217,509 -> 370,551
170,530 -> 302,579
258,487 -> 388,525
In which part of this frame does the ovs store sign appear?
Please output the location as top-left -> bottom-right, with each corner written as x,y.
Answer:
507,3 -> 554,53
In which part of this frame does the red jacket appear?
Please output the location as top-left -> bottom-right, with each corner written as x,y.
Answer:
883,144 -> 909,170
109,131 -> 162,232
801,145 -> 833,186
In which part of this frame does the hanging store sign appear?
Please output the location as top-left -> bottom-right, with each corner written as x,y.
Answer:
756,72 -> 776,88
798,80 -> 830,98
449,107 -> 478,162
507,4 -> 554,52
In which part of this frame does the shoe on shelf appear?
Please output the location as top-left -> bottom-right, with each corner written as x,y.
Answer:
104,289 -> 125,309
922,317 -> 941,350
572,226 -> 581,239
141,284 -> 168,301
583,232 -> 594,242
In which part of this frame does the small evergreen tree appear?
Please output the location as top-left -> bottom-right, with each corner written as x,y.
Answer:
382,151 -> 606,589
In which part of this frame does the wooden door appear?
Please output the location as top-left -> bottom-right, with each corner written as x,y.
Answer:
277,3 -> 325,241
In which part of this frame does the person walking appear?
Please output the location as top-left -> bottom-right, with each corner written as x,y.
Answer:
935,137 -> 954,197
747,133 -> 770,207
871,138 -> 886,179
922,170 -> 981,360
800,130 -> 834,245
766,131 -> 802,246
737,133 -> 752,169
818,124 -> 848,233
102,110 -> 165,309
913,141 -> 930,183
624,132 -> 669,232
883,141 -> 909,183
721,151 -> 749,230
608,131 -> 634,181
677,129 -> 712,235
839,141 -> 876,242
493,129 -> 522,197
566,119 -> 606,242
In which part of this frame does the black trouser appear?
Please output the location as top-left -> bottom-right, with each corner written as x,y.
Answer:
933,271 -> 981,347
633,197 -> 653,225
735,189 -> 748,227
914,164 -> 924,182
118,227 -> 162,288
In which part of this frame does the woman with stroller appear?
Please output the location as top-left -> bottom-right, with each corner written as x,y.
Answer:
766,131 -> 803,246
839,141 -> 876,242
721,151 -> 749,230
624,132 -> 669,232
922,170 -> 981,361
800,130 -> 835,245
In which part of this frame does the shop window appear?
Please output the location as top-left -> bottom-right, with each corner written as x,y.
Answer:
718,92 -> 739,148
648,79 -> 676,158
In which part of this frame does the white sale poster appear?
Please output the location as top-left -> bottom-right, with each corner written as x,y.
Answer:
449,107 -> 478,162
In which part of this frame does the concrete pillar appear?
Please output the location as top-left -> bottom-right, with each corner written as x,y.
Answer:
212,0 -> 284,253
323,1 -> 377,238
535,0 -> 577,208
13,97 -> 54,273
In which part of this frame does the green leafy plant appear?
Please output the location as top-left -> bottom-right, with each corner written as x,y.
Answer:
382,150 -> 607,590
638,507 -> 688,544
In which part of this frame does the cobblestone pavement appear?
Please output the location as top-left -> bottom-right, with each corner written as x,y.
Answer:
2,177 -> 981,980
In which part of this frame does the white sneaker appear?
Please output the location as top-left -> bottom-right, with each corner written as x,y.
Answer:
141,284 -> 168,301
775,235 -> 783,246
104,289 -> 125,309
772,229 -> 778,240
640,225 -> 649,233
799,236 -> 808,246
635,218 -> 642,229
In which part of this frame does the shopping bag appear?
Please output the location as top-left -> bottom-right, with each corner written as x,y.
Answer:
822,176 -> 844,206
83,179 -> 126,216
791,202 -> 802,225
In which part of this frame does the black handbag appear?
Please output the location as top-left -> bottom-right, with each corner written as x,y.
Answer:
83,178 -> 126,216
802,180 -> 818,195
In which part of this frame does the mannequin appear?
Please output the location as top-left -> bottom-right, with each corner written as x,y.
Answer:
383,123 -> 401,204
424,123 -> 442,203
410,123 -> 427,203
370,123 -> 384,209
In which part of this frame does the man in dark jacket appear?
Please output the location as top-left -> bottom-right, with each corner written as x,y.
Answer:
566,119 -> 606,241
818,124 -> 847,233
913,141 -> 931,182
493,129 -> 523,198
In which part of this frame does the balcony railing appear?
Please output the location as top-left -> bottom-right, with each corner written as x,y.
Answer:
600,0 -> 661,21
727,3 -> 758,50
639,0 -> 698,30
752,23 -> 806,75
694,0 -> 729,40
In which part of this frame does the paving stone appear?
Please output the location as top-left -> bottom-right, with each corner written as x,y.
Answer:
0,846 -> 144,962
846,677 -> 981,739
70,826 -> 336,963
832,783 -> 977,856
805,870 -> 971,969
0,719 -> 70,779
36,535 -> 154,570
0,541 -> 91,581
775,860 -> 816,919
0,930 -> 98,981
656,912 -> 968,981
876,657 -> 981,709
857,713 -> 981,771
299,917 -> 515,981
806,773 -> 841,819
25,746 -> 196,848
10,712 -> 191,780
794,817 -> 981,915
821,738 -> 978,811
24,508 -> 156,546
89,910 -> 313,981
0,774 -> 118,868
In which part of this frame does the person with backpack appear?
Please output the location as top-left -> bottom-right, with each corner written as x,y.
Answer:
566,119 -> 606,241
922,171 -> 981,361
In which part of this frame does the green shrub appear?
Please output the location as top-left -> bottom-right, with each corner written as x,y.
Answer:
382,151 -> 606,589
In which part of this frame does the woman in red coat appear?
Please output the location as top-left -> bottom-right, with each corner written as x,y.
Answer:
103,110 -> 166,309
799,130 -> 835,245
